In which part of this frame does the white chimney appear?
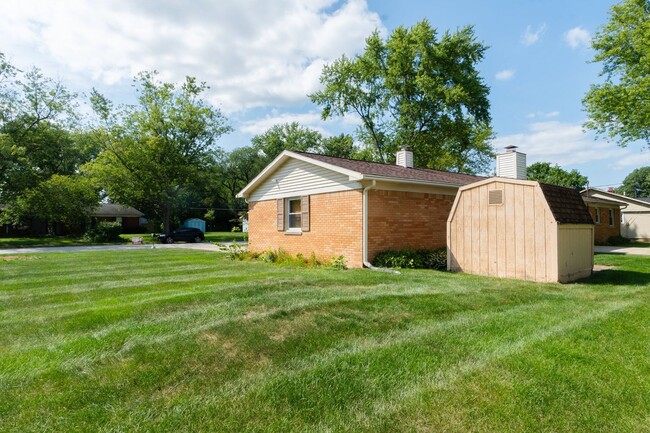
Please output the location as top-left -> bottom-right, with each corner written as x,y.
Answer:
496,146 -> 526,179
396,148 -> 414,168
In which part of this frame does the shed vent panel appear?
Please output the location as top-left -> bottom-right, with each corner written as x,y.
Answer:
488,189 -> 503,205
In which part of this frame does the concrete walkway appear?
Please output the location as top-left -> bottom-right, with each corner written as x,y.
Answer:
595,245 -> 650,256
0,242 -> 246,255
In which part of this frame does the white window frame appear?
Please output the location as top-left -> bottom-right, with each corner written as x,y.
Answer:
594,207 -> 601,224
286,197 -> 302,233
609,208 -> 615,227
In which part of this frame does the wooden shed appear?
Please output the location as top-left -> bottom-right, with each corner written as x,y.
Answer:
447,178 -> 594,283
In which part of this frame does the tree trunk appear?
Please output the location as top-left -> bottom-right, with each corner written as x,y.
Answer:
162,205 -> 172,233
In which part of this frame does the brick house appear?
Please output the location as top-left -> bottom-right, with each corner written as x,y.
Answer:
237,149 -> 482,268
581,188 -> 650,240
92,204 -> 145,234
580,194 -> 624,243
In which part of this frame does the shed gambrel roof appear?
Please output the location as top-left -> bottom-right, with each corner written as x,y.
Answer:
237,150 -> 484,199
538,183 -> 594,225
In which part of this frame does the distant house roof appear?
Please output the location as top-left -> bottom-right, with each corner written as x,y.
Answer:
93,204 -> 144,218
581,196 -> 626,207
538,183 -> 594,225
580,188 -> 650,209
238,150 -> 484,198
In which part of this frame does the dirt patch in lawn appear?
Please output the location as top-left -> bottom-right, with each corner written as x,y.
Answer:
1,255 -> 39,262
593,264 -> 616,271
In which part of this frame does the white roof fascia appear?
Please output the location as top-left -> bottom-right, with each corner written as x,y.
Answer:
580,188 -> 650,208
361,175 -> 470,189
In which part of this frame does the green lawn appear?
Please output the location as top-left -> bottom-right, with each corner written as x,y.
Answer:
1,251 -> 649,432
0,231 -> 247,248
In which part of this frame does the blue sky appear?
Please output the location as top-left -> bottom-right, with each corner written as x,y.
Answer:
2,0 -> 646,188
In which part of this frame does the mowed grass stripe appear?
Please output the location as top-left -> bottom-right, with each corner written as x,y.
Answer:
1,250 -> 649,432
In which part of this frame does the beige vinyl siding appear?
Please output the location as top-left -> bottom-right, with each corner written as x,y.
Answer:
557,225 -> 594,282
622,213 -> 650,239
448,178 -> 592,283
249,159 -> 362,202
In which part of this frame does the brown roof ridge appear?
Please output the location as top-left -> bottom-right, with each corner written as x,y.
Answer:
291,150 -> 486,183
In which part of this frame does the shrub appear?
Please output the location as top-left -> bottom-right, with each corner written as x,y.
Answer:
84,222 -> 123,242
225,247 -> 346,270
372,247 -> 447,270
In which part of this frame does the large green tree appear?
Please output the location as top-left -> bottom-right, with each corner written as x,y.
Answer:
310,20 -> 493,173
583,0 -> 650,147
526,162 -> 589,190
87,72 -> 231,232
0,54 -> 98,228
616,166 -> 650,197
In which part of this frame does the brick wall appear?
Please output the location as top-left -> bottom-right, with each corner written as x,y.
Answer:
248,190 -> 364,267
588,206 -> 621,243
367,189 -> 455,262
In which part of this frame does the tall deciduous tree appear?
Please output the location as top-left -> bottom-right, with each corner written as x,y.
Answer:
583,0 -> 650,147
310,20 -> 493,173
616,166 -> 650,197
526,162 -> 589,190
0,54 -> 98,228
87,72 -> 231,232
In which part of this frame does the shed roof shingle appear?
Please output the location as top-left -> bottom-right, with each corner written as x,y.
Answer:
539,183 -> 594,224
293,151 -> 484,186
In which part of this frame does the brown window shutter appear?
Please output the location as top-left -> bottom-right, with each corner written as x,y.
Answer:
301,195 -> 310,232
276,198 -> 284,231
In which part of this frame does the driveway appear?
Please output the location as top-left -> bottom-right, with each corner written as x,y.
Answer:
595,245 -> 650,256
0,242 -> 246,255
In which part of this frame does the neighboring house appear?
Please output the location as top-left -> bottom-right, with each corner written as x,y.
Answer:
448,178 -> 594,283
237,149 -> 483,268
581,189 -> 650,240
92,204 -> 145,233
580,194 -> 625,243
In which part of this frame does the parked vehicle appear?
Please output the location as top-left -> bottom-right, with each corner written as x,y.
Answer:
157,227 -> 205,244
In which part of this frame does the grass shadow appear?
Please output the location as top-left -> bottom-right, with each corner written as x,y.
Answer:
577,268 -> 650,286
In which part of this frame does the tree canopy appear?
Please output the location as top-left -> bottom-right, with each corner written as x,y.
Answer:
526,162 -> 589,190
583,0 -> 650,147
310,19 -> 493,173
86,72 -> 231,232
616,166 -> 650,197
0,54 -> 99,229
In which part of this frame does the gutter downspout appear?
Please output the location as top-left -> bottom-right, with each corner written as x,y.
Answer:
362,180 -> 400,274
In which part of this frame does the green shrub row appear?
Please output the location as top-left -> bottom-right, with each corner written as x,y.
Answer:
84,222 -> 124,242
372,247 -> 447,270
224,244 -> 346,270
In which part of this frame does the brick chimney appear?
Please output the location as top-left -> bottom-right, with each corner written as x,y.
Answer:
496,145 -> 526,179
396,148 -> 414,168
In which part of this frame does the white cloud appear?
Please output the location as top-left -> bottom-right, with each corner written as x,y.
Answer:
526,111 -> 560,119
495,69 -> 515,80
493,121 -> 626,166
611,151 -> 650,169
0,0 -> 384,112
240,112 -> 327,135
521,23 -> 547,46
564,26 -> 591,49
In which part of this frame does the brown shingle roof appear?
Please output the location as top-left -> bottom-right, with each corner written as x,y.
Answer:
93,204 -> 144,218
539,183 -> 593,224
294,151 -> 484,186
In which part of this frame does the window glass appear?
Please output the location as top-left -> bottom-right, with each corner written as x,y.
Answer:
288,199 -> 301,229
609,209 -> 615,226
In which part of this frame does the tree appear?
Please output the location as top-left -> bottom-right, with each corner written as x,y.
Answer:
616,166 -> 650,197
310,20 -> 493,173
87,71 -> 231,232
583,0 -> 650,147
12,175 -> 99,234
526,162 -> 589,190
0,54 -> 97,229
250,122 -> 323,164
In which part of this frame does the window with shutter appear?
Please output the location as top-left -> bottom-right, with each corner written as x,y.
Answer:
286,197 -> 302,232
